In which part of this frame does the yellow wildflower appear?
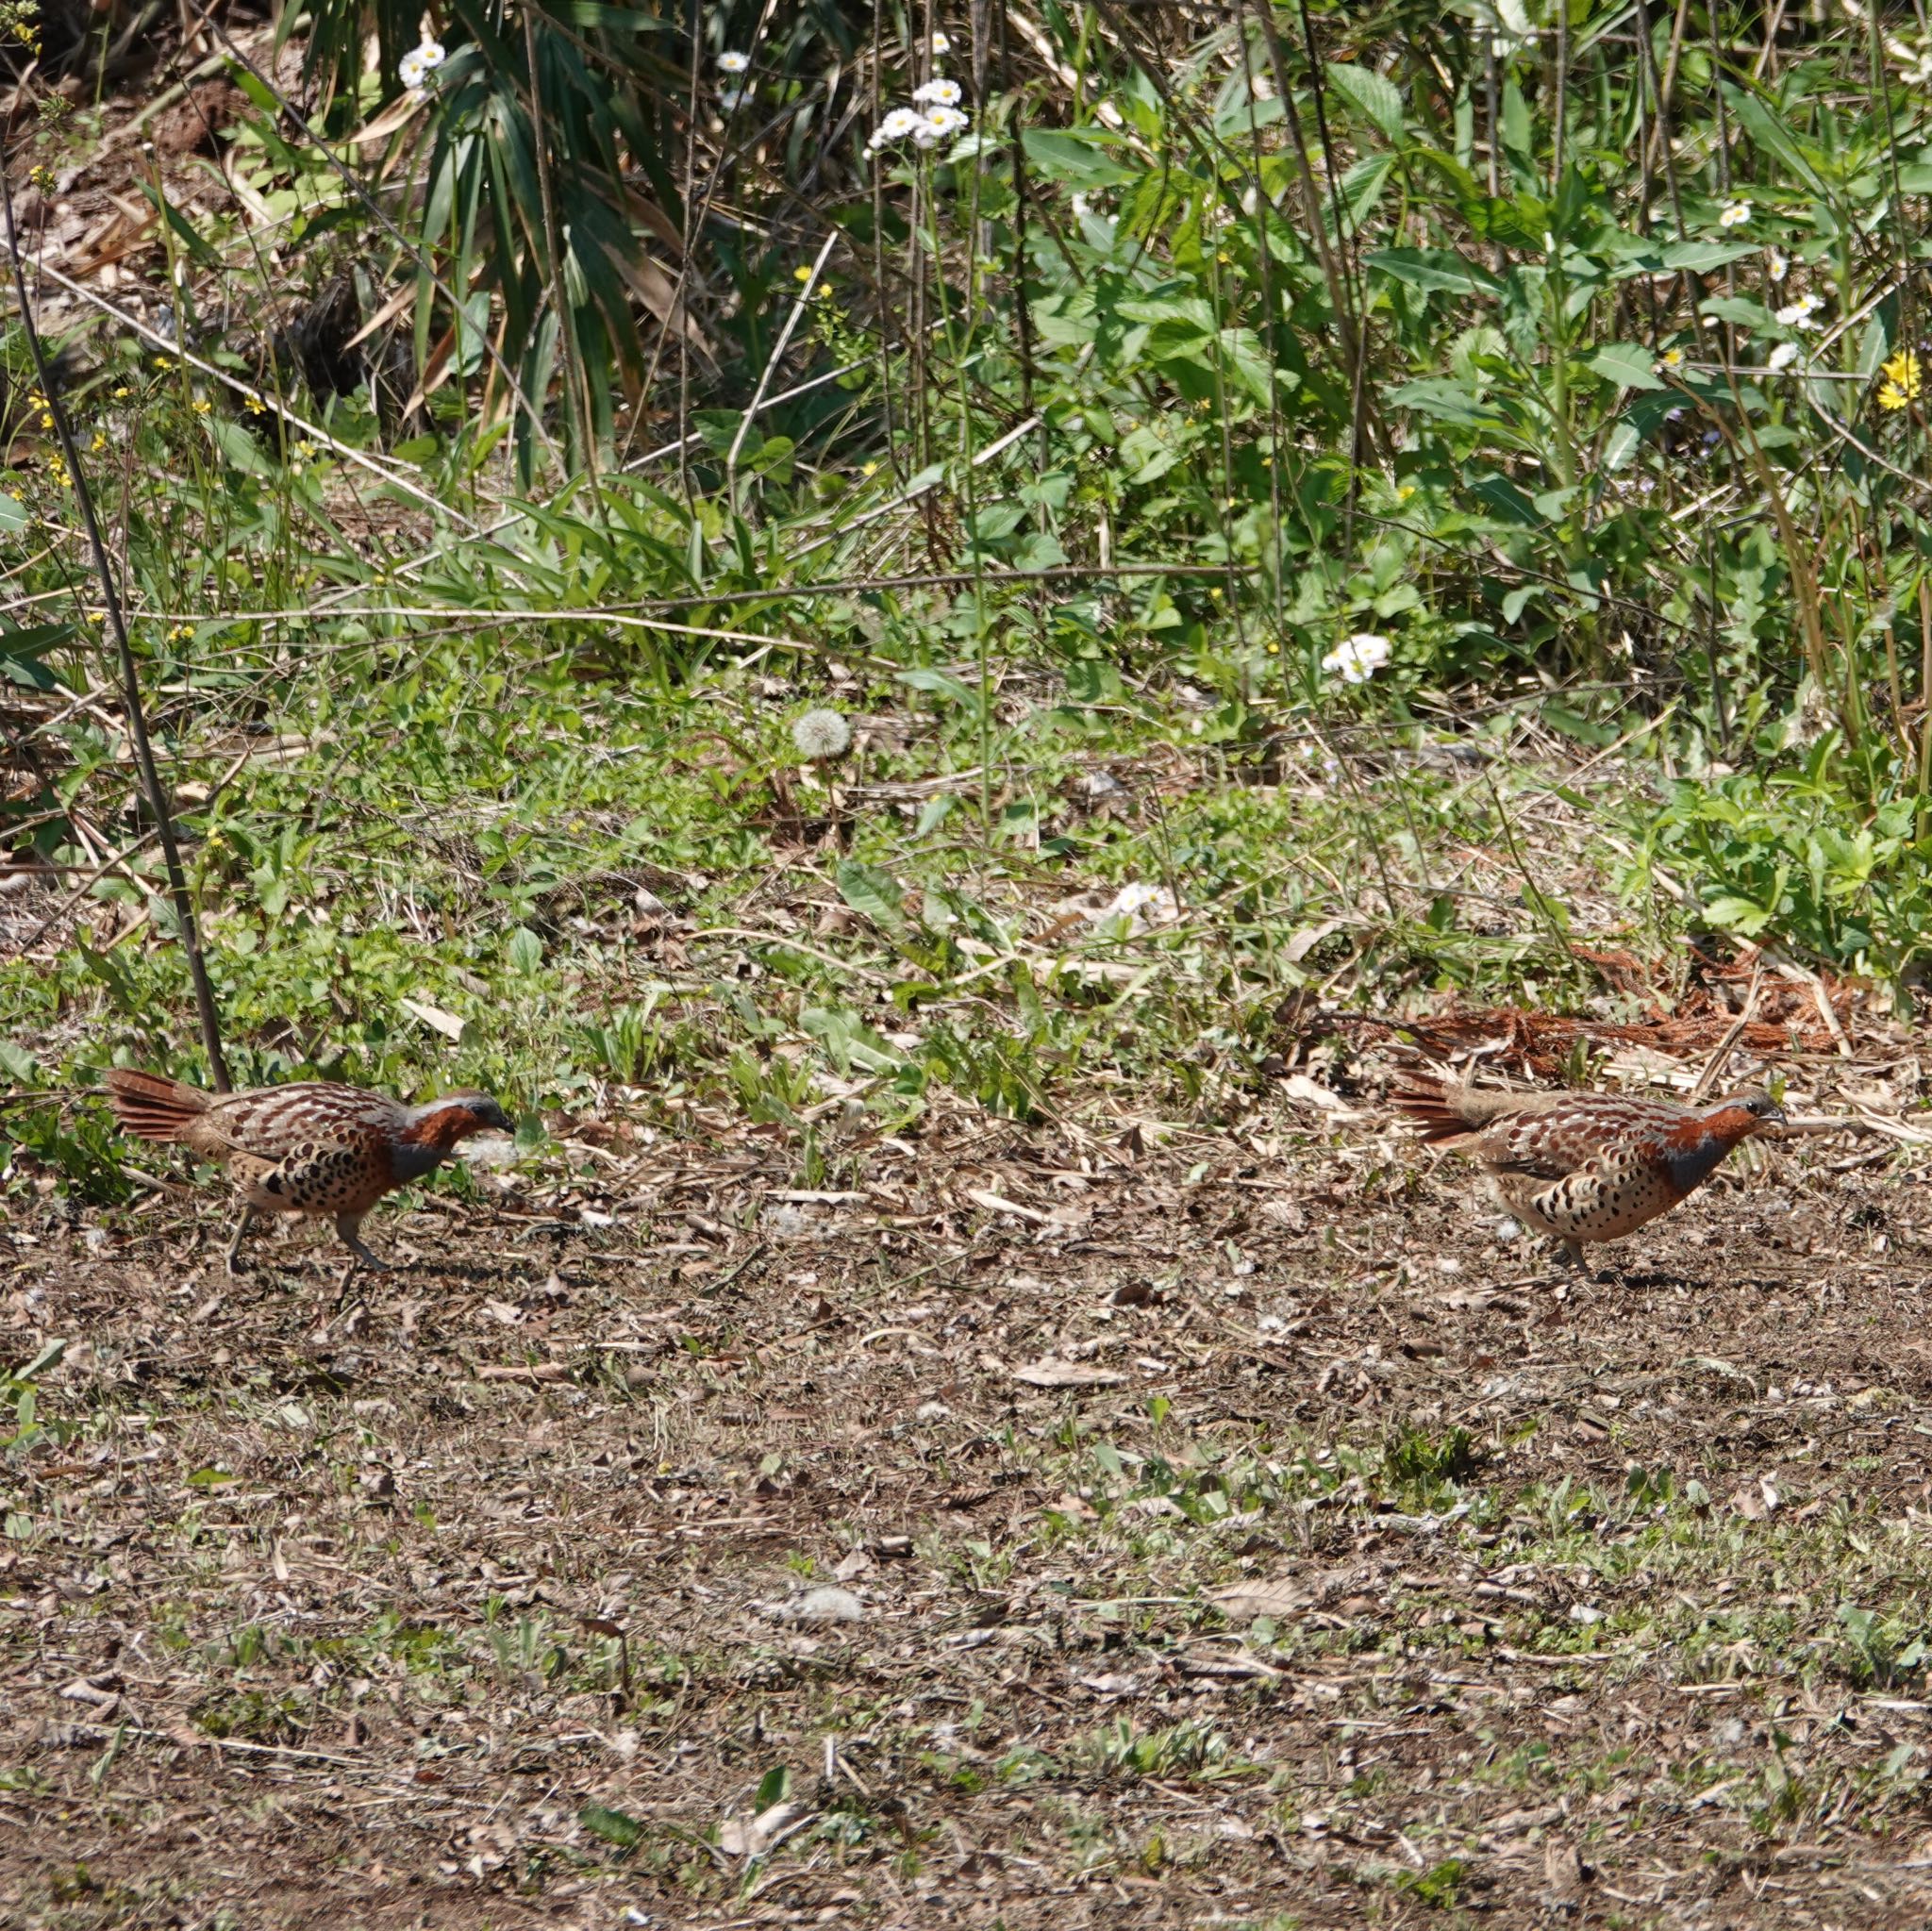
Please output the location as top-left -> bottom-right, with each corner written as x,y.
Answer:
192,398 -> 212,415
1878,349 -> 1922,411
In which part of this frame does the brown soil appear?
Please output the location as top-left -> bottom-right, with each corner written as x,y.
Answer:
5,1106 -> 1932,1928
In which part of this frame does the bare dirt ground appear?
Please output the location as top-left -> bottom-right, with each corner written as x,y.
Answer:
8,1086 -> 1932,1929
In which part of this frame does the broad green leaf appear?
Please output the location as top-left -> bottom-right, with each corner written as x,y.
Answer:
1699,296 -> 1772,327
1324,62 -> 1405,141
579,1805 -> 642,1850
1704,894 -> 1774,936
508,927 -> 544,973
210,417 -> 272,476
1587,342 -> 1666,391
1726,87 -> 1828,198
836,860 -> 905,934
1658,240 -> 1757,272
1021,127 -> 1141,187
1366,248 -> 1505,298
899,667 -> 979,708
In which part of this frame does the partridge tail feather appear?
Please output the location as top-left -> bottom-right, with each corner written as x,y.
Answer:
104,1067 -> 212,1143
1391,1076 -> 1479,1141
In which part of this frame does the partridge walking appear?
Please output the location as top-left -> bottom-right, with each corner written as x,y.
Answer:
105,1069 -> 511,1275
1392,1076 -> 1784,1266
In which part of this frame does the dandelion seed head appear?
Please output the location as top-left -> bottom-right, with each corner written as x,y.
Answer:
792,707 -> 853,760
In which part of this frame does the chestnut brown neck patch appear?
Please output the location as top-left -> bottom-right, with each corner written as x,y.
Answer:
398,1105 -> 488,1153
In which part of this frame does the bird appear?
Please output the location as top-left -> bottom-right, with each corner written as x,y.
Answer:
1391,1074 -> 1785,1267
104,1068 -> 511,1276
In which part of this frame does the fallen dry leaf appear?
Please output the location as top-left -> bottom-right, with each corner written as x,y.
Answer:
1012,1358 -> 1125,1389
1208,1580 -> 1307,1622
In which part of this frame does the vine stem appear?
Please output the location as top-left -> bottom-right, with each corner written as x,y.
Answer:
1,161 -> 230,1090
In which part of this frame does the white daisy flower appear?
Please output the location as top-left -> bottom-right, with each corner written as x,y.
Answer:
717,50 -> 750,74
719,84 -> 748,110
929,30 -> 951,56
399,40 -> 444,89
1320,633 -> 1392,685
913,77 -> 962,106
1718,199 -> 1751,227
1775,297 -> 1822,329
919,103 -> 969,140
866,104 -> 924,151
1767,249 -> 1789,282
1766,341 -> 1802,373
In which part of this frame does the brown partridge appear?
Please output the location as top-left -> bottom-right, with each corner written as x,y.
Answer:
1392,1076 -> 1784,1265
105,1069 -> 511,1275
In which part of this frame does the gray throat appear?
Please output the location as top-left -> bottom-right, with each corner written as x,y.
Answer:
389,1140 -> 451,1183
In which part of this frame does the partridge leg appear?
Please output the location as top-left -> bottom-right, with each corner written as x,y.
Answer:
225,1207 -> 258,1276
334,1214 -> 390,1273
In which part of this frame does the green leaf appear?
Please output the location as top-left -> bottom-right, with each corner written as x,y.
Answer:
0,621 -> 64,691
1699,296 -> 1772,328
1324,62 -> 1405,141
209,417 -> 272,476
1587,342 -> 1666,391
10,1338 -> 64,1381
508,927 -> 544,973
1658,240 -> 1757,272
755,1765 -> 791,1809
1704,894 -> 1774,937
579,1804 -> 642,1850
836,860 -> 905,934
1726,88 -> 1828,198
1366,247 -> 1504,298
1021,127 -> 1141,188
138,181 -> 222,270
899,667 -> 979,708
